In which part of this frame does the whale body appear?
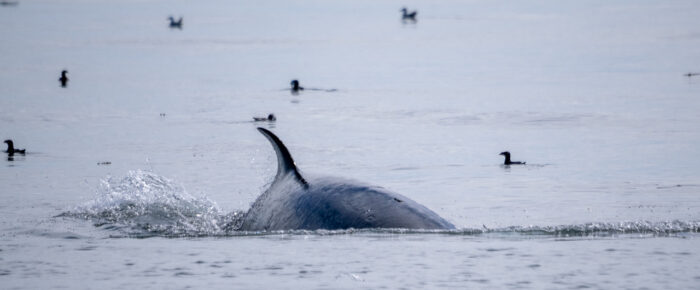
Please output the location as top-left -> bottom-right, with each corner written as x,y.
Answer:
239,128 -> 455,231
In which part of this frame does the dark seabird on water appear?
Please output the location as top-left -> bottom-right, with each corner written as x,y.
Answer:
4,139 -> 26,156
59,70 -> 68,87
290,80 -> 304,92
400,7 -> 417,21
253,114 -> 276,122
168,16 -> 183,29
499,151 -> 525,165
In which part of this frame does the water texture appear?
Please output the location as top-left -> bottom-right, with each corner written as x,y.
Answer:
1,0 -> 700,289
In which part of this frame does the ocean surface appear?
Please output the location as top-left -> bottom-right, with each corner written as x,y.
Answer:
1,0 -> 700,288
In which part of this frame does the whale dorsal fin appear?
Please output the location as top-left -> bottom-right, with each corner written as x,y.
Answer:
257,127 -> 308,188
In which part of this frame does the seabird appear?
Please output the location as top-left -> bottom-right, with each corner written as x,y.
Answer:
253,114 -> 276,122
499,151 -> 525,165
400,7 -> 417,21
168,16 -> 183,29
4,139 -> 26,156
59,70 -> 68,87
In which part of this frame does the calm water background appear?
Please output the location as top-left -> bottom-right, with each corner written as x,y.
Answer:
1,0 -> 700,288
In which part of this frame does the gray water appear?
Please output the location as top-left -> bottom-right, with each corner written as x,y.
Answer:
1,0 -> 700,289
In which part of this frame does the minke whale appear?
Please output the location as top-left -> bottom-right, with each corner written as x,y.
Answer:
240,128 -> 455,231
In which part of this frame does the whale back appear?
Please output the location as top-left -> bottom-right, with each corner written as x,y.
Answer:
290,177 -> 455,230
241,128 -> 455,231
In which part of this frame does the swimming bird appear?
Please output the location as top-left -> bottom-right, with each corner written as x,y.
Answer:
499,151 -> 525,165
685,72 -> 699,78
168,16 -> 183,29
290,80 -> 304,92
59,70 -> 68,88
253,114 -> 276,122
400,7 -> 417,21
4,140 -> 26,155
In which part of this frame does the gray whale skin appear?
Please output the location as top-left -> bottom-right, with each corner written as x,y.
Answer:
240,128 -> 455,231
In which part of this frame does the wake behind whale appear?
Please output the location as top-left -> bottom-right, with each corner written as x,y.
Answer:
58,170 -> 699,238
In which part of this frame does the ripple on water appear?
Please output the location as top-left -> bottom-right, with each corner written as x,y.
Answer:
22,229 -> 88,240
483,247 -> 514,252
